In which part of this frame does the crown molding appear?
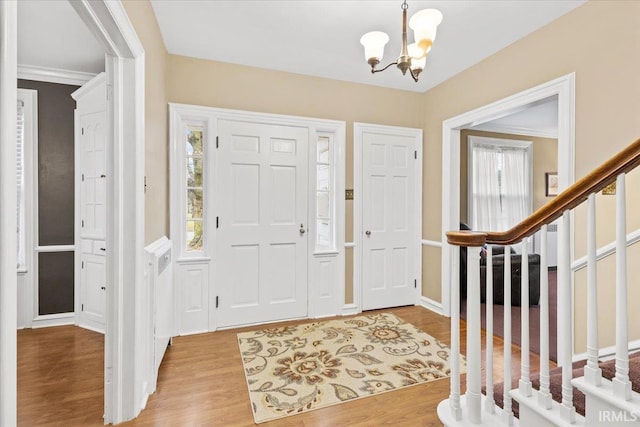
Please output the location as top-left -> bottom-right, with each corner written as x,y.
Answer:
470,122 -> 558,139
18,64 -> 97,86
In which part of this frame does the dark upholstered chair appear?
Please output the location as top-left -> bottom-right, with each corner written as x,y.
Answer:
480,253 -> 541,306
459,222 -> 541,307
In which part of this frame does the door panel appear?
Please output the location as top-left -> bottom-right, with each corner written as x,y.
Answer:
362,131 -> 417,310
217,120 -> 308,327
80,253 -> 105,329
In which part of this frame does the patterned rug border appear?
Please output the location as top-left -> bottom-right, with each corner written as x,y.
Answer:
237,312 -> 465,424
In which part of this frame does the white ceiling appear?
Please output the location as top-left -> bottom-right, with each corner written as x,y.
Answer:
18,0 -> 104,75
16,1 -> 570,133
149,0 -> 585,93
470,96 -> 559,138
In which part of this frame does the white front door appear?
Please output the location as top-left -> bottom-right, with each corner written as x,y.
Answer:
78,111 -> 106,332
361,128 -> 418,310
216,120 -> 308,327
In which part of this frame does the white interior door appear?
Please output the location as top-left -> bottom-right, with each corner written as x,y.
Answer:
216,119 -> 308,327
361,129 -> 418,310
79,111 -> 106,332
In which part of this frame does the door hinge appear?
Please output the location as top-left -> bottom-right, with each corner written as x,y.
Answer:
216,296 -> 219,308
81,128 -> 84,135
81,173 -> 85,182
414,279 -> 417,288
414,150 -> 417,159
216,136 -> 219,148
82,261 -> 84,269
81,303 -> 84,311
216,216 -> 219,229
144,176 -> 147,194
81,219 -> 84,228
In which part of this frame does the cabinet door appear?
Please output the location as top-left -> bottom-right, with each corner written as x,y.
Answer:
80,253 -> 105,333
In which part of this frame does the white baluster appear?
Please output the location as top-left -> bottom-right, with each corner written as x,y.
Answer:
485,245 -> 495,414
503,247 -> 514,425
538,225 -> 552,409
584,194 -> 602,385
467,245 -> 483,423
613,174 -> 632,400
519,237 -> 532,396
558,211 -> 576,422
450,245 -> 462,420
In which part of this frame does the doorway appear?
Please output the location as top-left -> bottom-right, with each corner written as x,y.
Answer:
2,1 -> 145,424
440,73 -> 575,361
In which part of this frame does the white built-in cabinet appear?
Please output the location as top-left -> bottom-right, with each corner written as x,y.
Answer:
72,73 -> 107,333
170,104 -> 345,335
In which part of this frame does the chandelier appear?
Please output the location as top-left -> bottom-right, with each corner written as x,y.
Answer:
360,1 -> 442,82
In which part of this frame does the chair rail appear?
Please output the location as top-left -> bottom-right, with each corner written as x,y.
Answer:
447,137 -> 640,247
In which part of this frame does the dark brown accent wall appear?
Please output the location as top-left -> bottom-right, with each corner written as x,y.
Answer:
19,79 -> 79,315
38,252 -> 75,315
18,79 -> 78,246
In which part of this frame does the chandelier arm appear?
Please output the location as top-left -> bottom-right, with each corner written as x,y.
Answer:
409,68 -> 420,82
371,61 -> 399,74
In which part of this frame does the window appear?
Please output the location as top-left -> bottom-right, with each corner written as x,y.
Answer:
185,125 -> 204,252
468,136 -> 532,233
17,100 -> 25,270
316,134 -> 334,251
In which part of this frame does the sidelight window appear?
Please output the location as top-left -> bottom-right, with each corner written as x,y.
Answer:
316,134 -> 335,251
186,125 -> 205,252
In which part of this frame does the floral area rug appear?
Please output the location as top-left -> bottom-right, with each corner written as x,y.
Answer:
237,312 -> 463,423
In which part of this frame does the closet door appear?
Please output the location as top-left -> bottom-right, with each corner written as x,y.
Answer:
216,120 -> 308,327
74,73 -> 108,333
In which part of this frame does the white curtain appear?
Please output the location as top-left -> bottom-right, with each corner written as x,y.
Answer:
470,142 -> 530,233
471,144 -> 501,232
501,147 -> 529,229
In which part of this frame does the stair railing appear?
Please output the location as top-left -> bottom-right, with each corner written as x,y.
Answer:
438,137 -> 640,426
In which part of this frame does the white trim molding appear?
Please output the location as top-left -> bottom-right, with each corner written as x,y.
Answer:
418,296 -> 444,315
441,73 -> 575,319
18,64 -> 97,86
67,1 -> 146,424
341,303 -> 359,316
470,122 -> 558,139
421,239 -> 442,248
572,227 -> 640,272
0,2 -> 18,425
32,312 -> 75,329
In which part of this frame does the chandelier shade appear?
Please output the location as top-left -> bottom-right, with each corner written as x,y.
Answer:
360,31 -> 390,64
409,8 -> 443,52
360,1 -> 442,82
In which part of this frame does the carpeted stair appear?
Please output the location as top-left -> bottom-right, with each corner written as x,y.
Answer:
487,351 -> 640,417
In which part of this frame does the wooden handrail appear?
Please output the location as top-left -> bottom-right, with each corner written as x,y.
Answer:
447,137 -> 640,247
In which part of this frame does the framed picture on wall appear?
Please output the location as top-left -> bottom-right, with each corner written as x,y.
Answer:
545,172 -> 559,197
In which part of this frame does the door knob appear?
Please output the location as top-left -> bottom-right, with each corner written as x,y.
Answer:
299,224 -> 306,234
101,286 -> 106,290
365,230 -> 371,236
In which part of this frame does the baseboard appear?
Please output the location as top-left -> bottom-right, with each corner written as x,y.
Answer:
32,312 -> 75,328
418,296 -> 444,315
573,339 -> 640,362
341,303 -> 359,316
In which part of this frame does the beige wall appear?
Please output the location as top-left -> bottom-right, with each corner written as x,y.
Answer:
459,130 -> 558,224
125,1 -> 640,340
167,54 -> 425,302
122,0 -> 169,244
421,0 -> 640,302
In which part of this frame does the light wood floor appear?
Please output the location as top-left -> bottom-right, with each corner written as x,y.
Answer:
18,306 -> 541,426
